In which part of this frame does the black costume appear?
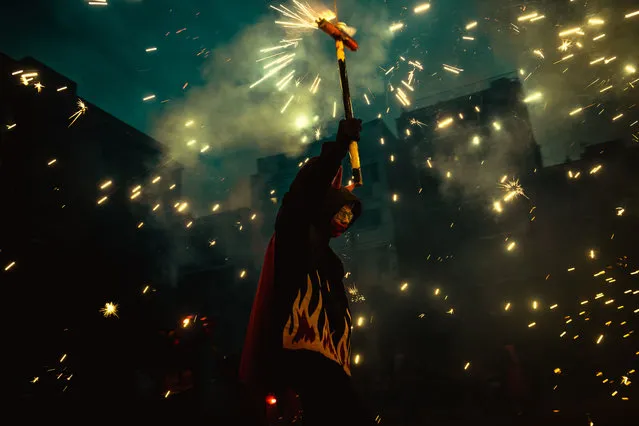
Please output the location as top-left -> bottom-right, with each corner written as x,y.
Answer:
240,120 -> 373,425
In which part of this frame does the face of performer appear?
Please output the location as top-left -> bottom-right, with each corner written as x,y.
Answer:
330,204 -> 354,237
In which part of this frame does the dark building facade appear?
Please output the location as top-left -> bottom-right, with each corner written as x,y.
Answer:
1,52 -> 188,403
177,206 -> 264,353
388,76 -> 543,282
355,76 -> 639,424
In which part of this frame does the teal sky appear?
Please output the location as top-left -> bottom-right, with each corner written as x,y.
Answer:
0,0 -> 505,134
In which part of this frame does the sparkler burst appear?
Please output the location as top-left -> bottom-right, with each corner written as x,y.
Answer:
249,1 -> 345,140
347,285 -> 365,303
500,179 -> 528,202
100,302 -> 119,318
68,99 -> 88,128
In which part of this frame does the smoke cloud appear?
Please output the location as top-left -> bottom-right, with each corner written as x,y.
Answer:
152,1 -> 392,215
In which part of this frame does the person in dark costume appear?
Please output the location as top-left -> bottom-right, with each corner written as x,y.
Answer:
239,118 -> 374,425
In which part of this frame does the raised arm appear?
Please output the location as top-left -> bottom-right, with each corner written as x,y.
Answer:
275,119 -> 362,232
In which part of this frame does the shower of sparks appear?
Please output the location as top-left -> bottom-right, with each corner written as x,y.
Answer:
348,285 -> 366,303
276,70 -> 296,90
5,1 -> 639,415
100,302 -> 119,318
395,88 -> 411,106
251,1 -> 340,99
68,99 -> 88,127
500,179 -> 528,202
271,1 -> 335,29
250,56 -> 295,89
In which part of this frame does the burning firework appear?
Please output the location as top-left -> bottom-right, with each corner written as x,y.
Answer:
100,302 -> 119,318
500,178 -> 529,202
68,99 -> 88,127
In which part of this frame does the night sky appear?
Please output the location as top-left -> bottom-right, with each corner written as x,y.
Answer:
0,0 -> 268,132
0,0 -> 514,132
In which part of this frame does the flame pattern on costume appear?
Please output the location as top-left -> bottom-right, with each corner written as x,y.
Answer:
283,272 -> 352,376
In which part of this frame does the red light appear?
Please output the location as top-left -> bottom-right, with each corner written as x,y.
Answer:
265,395 -> 277,405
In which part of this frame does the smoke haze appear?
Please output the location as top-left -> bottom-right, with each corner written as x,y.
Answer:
152,1 -> 392,214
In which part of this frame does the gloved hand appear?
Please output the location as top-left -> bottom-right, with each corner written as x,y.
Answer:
336,118 -> 362,146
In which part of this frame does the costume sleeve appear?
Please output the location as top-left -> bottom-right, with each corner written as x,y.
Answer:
275,140 -> 348,232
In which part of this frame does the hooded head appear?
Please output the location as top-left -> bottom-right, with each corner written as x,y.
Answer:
313,166 -> 362,238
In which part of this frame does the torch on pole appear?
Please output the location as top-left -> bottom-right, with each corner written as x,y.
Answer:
317,18 -> 363,187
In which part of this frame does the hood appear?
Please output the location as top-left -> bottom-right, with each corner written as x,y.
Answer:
313,185 -> 362,235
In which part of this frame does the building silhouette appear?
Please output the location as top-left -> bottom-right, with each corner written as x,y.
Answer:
1,51 -> 189,406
